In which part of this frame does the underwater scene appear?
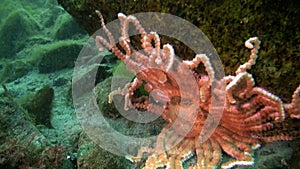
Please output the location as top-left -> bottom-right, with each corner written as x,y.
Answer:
0,0 -> 299,168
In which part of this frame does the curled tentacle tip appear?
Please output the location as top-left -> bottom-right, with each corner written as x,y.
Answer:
245,37 -> 259,49
163,43 -> 173,50
245,41 -> 254,49
95,10 -> 101,16
118,13 -> 127,19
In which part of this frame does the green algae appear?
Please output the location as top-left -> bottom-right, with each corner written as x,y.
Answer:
0,9 -> 40,58
18,86 -> 54,128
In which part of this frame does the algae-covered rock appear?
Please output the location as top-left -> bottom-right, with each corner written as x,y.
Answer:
0,9 -> 40,58
33,40 -> 83,73
72,48 -> 115,97
93,77 -> 120,118
0,60 -> 31,83
0,87 -> 60,168
20,86 -> 54,128
52,13 -> 87,40
233,141 -> 294,169
77,132 -> 131,169
290,140 -> 300,168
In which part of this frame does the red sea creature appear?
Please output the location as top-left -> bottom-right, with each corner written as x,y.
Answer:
94,11 -> 300,169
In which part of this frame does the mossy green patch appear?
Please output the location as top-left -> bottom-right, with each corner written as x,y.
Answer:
52,13 -> 87,40
18,86 -> 54,128
77,132 -> 132,169
0,60 -> 31,83
28,40 -> 84,73
0,9 -> 40,58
